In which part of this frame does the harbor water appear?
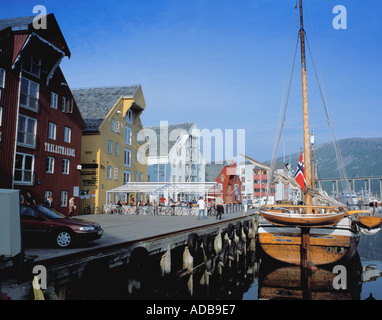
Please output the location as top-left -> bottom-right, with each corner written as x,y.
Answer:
66,209 -> 382,300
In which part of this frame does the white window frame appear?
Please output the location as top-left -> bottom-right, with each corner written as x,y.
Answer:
135,171 -> 138,182
48,122 -> 56,140
62,159 -> 70,175
123,170 -> 131,184
14,152 -> 34,185
17,114 -> 37,148
0,106 -> 3,126
23,54 -> 41,78
124,148 -> 131,167
20,77 -> 39,112
50,92 -> 58,109
46,156 -> 55,174
125,109 -> 132,124
60,191 -> 68,207
0,68 -> 5,88
111,118 -> 115,132
125,126 -> 132,145
108,140 -> 113,154
64,127 -> 71,143
114,167 -> 119,181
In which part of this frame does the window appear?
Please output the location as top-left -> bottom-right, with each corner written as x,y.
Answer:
135,171 -> 138,182
46,156 -> 55,174
123,170 -> 130,184
17,115 -> 37,148
125,109 -> 132,124
23,54 -> 41,78
48,122 -> 56,140
14,153 -> 34,184
140,172 -> 143,182
20,77 -> 39,111
111,119 -> 115,132
114,167 -> 119,180
115,142 -> 119,156
136,131 -> 143,144
108,140 -> 113,154
64,127 -> 71,143
124,148 -> 131,167
218,183 -> 223,191
61,97 -> 66,112
62,159 -> 70,175
107,165 -> 112,179
0,106 -> 2,126
44,191 -> 52,203
50,92 -> 58,109
125,126 -> 132,145
60,191 -> 68,207
0,68 -> 5,88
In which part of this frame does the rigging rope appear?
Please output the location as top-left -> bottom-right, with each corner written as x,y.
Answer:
305,35 -> 350,192
266,1 -> 299,203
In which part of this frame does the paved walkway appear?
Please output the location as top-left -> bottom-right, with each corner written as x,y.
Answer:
25,209 -> 257,262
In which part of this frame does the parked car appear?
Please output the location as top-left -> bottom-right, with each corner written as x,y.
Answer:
247,199 -> 254,209
21,204 -> 103,248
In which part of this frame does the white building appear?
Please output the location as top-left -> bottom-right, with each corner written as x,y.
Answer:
144,122 -> 206,202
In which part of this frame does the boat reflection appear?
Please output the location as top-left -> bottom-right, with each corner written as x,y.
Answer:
257,251 -> 382,300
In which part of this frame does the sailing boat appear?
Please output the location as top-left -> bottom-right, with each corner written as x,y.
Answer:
256,0 -> 361,269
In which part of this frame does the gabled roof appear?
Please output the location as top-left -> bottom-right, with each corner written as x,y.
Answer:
72,85 -> 142,132
0,14 -> 71,58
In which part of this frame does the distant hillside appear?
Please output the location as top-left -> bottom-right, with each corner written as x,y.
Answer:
272,138 -> 382,193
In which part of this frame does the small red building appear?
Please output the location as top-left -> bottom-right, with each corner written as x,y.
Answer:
0,14 -> 86,215
214,162 -> 242,203
253,169 -> 275,198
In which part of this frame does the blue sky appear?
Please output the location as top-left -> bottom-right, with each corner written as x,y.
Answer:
2,0 -> 382,162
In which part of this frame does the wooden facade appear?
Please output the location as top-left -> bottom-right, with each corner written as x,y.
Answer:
214,162 -> 242,204
0,14 -> 85,215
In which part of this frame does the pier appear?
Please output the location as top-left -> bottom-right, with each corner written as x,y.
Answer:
20,210 -> 258,299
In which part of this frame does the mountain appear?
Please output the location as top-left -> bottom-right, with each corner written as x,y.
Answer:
272,138 -> 382,194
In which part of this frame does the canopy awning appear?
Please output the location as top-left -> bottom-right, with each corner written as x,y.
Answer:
107,182 -> 219,196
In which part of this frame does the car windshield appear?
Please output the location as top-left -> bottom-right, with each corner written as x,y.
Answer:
35,205 -> 66,220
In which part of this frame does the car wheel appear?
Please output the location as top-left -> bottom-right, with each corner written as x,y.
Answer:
56,230 -> 72,248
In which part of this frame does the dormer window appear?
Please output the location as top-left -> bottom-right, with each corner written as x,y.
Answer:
23,54 -> 41,78
125,109 -> 132,124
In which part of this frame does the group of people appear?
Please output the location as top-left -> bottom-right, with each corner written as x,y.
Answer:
21,191 -> 77,217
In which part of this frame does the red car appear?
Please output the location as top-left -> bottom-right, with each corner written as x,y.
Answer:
21,204 -> 103,248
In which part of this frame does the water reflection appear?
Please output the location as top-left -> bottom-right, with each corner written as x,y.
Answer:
66,211 -> 382,300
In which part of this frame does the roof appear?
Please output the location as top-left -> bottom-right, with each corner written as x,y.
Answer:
0,15 -> 35,32
205,162 -> 225,182
0,14 -> 71,58
72,86 -> 141,132
144,122 -> 196,157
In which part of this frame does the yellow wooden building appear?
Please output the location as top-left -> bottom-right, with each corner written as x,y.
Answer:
72,86 -> 147,213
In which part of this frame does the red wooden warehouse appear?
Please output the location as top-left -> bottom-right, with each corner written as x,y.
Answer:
214,162 -> 242,204
0,14 -> 85,215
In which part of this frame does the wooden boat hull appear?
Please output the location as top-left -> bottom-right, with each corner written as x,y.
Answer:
258,217 -> 360,266
261,210 -> 345,227
356,216 -> 382,230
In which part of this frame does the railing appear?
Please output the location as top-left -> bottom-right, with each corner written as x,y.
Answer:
103,203 -> 244,216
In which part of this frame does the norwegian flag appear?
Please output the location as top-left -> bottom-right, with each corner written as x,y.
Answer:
294,151 -> 306,191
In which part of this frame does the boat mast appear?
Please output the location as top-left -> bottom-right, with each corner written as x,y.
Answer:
299,0 -> 312,206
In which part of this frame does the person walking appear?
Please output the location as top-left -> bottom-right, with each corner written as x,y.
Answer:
197,196 -> 206,220
243,197 -> 248,215
215,195 -> 224,220
69,197 -> 76,217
